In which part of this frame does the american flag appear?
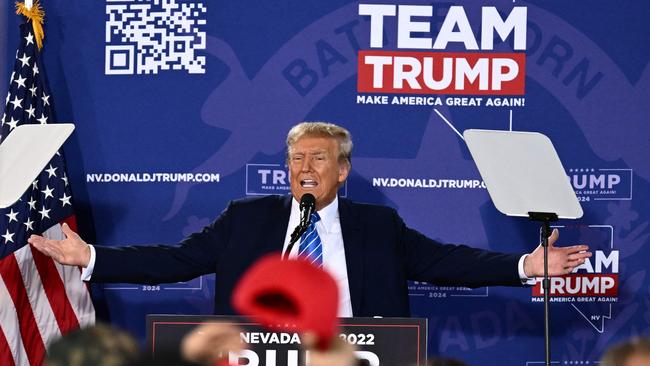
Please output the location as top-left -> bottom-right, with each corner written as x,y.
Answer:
0,20 -> 95,366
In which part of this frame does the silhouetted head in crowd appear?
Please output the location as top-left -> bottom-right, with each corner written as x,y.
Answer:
45,323 -> 139,366
601,337 -> 650,366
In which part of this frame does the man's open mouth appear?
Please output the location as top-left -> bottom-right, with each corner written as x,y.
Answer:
300,179 -> 318,188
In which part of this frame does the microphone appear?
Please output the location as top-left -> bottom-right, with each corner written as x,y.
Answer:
298,193 -> 316,228
283,193 -> 316,260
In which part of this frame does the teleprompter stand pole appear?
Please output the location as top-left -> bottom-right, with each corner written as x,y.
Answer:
528,212 -> 558,366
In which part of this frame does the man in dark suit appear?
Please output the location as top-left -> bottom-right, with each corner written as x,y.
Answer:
29,122 -> 591,317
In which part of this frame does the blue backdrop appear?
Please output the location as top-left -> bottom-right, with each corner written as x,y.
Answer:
2,0 -> 649,364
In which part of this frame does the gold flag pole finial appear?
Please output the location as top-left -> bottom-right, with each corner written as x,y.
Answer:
15,0 -> 45,50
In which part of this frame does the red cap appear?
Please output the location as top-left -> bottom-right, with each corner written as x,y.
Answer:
232,254 -> 339,349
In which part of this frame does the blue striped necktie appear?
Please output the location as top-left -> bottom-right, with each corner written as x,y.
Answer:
298,212 -> 323,267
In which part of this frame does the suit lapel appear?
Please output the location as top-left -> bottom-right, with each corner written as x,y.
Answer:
260,195 -> 293,255
338,197 -> 364,315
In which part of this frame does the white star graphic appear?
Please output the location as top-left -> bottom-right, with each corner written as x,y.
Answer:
14,74 -> 27,89
37,113 -> 48,124
32,179 -> 39,189
9,96 -> 23,110
24,218 -> 34,231
2,229 -> 14,244
25,33 -> 34,46
38,206 -> 51,219
26,105 -> 36,118
6,209 -> 19,223
59,193 -> 72,207
32,64 -> 39,76
29,85 -> 37,97
42,93 -> 50,106
45,164 -> 57,178
27,197 -> 37,210
62,173 -> 69,186
41,185 -> 54,199
18,53 -> 30,67
6,117 -> 19,131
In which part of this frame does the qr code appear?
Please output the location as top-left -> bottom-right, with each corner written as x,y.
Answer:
105,0 -> 206,75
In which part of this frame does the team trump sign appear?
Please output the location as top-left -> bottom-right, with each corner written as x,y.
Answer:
357,4 -> 527,95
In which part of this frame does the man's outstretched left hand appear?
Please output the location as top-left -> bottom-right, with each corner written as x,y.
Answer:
523,228 -> 592,277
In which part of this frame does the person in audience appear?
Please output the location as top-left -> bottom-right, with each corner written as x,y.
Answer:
181,322 -> 243,366
45,323 -> 139,366
601,337 -> 650,366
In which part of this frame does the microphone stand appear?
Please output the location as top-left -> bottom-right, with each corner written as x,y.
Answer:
528,211 -> 558,366
283,225 -> 305,260
283,204 -> 315,260
282,193 -> 316,260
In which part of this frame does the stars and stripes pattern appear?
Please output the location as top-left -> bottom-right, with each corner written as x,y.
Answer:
298,212 -> 323,267
0,22 -> 95,366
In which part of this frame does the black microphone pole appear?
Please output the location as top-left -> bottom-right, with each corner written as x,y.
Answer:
283,194 -> 316,260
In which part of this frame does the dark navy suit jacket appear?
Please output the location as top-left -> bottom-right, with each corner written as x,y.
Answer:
92,195 -> 523,316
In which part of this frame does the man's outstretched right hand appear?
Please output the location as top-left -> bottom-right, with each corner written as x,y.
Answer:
28,223 -> 91,267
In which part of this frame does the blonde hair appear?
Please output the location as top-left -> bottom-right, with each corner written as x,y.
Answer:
286,122 -> 353,165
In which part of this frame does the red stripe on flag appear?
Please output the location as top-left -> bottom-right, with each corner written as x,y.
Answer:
30,245 -> 80,333
0,255 -> 46,366
0,327 -> 16,366
62,215 -> 78,232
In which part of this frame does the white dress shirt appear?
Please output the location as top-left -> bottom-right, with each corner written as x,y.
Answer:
281,196 -> 354,317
